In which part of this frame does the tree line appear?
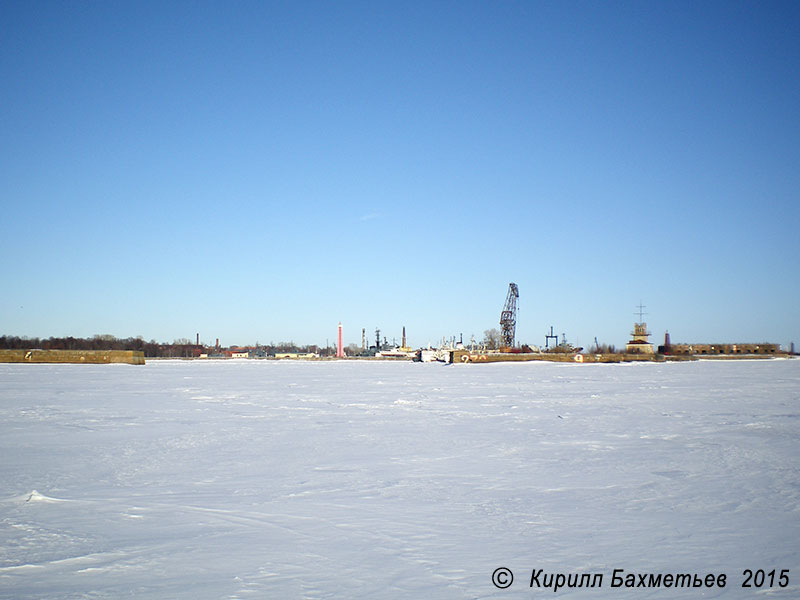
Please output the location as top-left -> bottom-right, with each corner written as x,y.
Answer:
0,335 -> 194,358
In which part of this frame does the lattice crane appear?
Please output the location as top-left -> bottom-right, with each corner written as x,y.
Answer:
500,283 -> 519,348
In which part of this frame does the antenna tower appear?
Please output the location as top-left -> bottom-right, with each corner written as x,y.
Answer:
635,301 -> 648,323
500,283 -> 520,348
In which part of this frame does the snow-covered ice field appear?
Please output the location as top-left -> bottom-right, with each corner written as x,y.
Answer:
1,359 -> 798,599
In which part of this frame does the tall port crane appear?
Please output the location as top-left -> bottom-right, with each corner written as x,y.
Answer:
500,283 -> 519,348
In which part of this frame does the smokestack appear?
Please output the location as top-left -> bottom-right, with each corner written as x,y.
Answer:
216,338 -> 219,350
196,333 -> 199,346
362,328 -> 366,350
337,322 -> 343,358
402,326 -> 406,348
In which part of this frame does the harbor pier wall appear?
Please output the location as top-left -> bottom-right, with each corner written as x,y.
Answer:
0,349 -> 145,365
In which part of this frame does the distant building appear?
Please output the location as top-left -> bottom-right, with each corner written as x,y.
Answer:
231,351 -> 249,359
658,339 -> 781,355
274,352 -> 319,359
626,322 -> 654,354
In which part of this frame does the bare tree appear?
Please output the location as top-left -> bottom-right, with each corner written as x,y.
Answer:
483,328 -> 501,350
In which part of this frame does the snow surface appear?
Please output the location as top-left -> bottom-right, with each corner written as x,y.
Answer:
0,359 -> 798,599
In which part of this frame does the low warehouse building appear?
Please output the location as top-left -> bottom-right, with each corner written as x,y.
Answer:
658,333 -> 781,355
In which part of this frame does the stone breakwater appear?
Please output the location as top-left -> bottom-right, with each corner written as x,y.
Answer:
0,349 -> 145,364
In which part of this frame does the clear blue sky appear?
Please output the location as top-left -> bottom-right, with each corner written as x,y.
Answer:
2,0 -> 799,349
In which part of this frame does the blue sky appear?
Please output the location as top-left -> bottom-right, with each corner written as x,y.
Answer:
2,0 -> 799,349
